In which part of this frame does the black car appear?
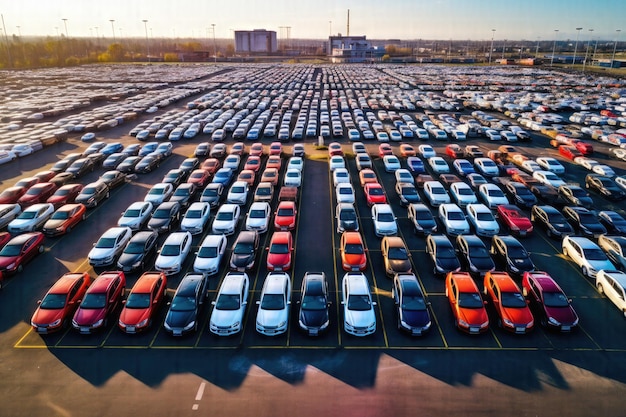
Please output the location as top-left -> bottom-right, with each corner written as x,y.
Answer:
148,201 -> 181,233
585,174 -> 626,200
530,184 -> 566,207
74,180 -> 109,208
178,157 -> 200,175
598,235 -> 626,271
425,234 -> 461,276
392,273 -> 431,336
102,153 -> 127,170
170,183 -> 197,208
200,182 -> 224,208
209,143 -> 227,159
122,144 -> 141,156
456,234 -> 495,276
558,185 -> 594,209
194,142 -> 210,158
66,158 -> 94,178
50,158 -> 73,173
163,273 -> 208,336
531,205 -> 574,239
598,210 -> 626,235
229,231 -> 259,271
162,169 -> 187,187
504,181 -> 537,208
116,230 -> 159,272
86,152 -> 107,167
562,206 -> 607,238
50,172 -> 75,187
408,203 -> 437,235
297,272 -> 330,336
490,235 -> 535,275
396,182 -> 420,206
100,170 -> 126,190
336,203 -> 359,233
135,155 -> 160,173
117,156 -> 142,173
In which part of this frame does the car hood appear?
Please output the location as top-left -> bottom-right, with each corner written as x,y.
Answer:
0,255 -> 18,268
156,255 -> 182,269
388,259 -> 411,273
31,307 -> 64,326
257,307 -> 289,327
119,217 -> 143,227
213,219 -> 235,229
148,218 -> 170,229
119,307 -> 151,326
510,256 -> 535,271
231,252 -> 255,268
44,219 -> 68,229
469,256 -> 495,271
401,309 -> 430,327
475,220 -> 499,230
345,308 -> 376,328
552,222 -> 573,232
268,252 -> 291,269
181,218 -> 205,229
246,218 -> 268,229
211,308 -> 243,327
275,217 -> 294,227
117,252 -> 145,267
299,308 -> 329,328
416,219 -> 437,230
501,306 -> 534,326
165,309 -> 196,329
194,257 -> 220,272
437,257 -> 461,271
511,217 -> 533,229
73,307 -> 106,326
544,305 -> 578,325
88,247 -> 116,260
458,306 -> 489,327
588,259 -> 615,271
9,218 -> 35,228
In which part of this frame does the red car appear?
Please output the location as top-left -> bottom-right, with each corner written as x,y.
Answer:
496,204 -> 534,237
364,182 -> 387,206
266,231 -> 294,271
445,144 -> 464,159
46,183 -> 84,209
0,232 -> 11,248
0,186 -> 27,204
244,155 -> 262,172
522,271 -> 578,332
17,182 -> 58,208
200,158 -> 221,175
34,170 -> 57,183
570,140 -> 593,155
72,271 -> 126,334
118,271 -> 167,334
400,144 -> 416,158
260,168 -> 279,186
269,142 -> 282,156
340,231 -> 367,271
328,142 -> 343,157
237,169 -> 256,186
559,145 -> 582,161
484,271 -> 534,334
378,143 -> 393,158
445,272 -> 489,334
230,142 -> 245,155
0,232 -> 44,282
30,272 -> 92,334
14,177 -> 40,190
42,203 -> 87,237
274,201 -> 297,231
250,143 -> 264,157
265,155 -> 282,170
187,169 -> 211,188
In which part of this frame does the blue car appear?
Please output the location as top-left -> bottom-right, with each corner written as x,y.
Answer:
406,157 -> 425,175
212,168 -> 233,186
100,142 -> 124,155
453,159 -> 475,177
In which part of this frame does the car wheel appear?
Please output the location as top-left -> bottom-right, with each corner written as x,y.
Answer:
582,266 -> 588,277
82,213 -> 87,220
563,247 -> 568,257
597,282 -> 604,294
540,316 -> 548,327
16,264 -> 23,273
546,228 -> 552,238
38,245 -> 44,253
66,226 -> 71,234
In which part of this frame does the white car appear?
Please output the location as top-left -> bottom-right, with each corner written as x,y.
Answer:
562,235 -> 614,278
180,202 -> 211,235
533,170 -> 566,188
615,176 -> 626,191
245,201 -> 271,233
414,128 -> 430,140
287,156 -> 304,172
438,203 -> 470,236
329,155 -> 346,171
333,168 -> 351,187
117,201 -> 153,231
356,154 -> 372,171
7,203 -> 54,234
478,183 -> 509,209
449,182 -> 478,208
210,272 -> 250,335
500,130 -> 517,142
223,154 -> 241,170
144,183 -> 174,205
0,150 -> 17,164
466,203 -> 500,237
193,234 -> 227,275
284,169 -> 302,187
576,157 -> 599,170
341,272 -> 376,336
335,183 -> 355,204
596,270 -> 626,318
383,155 -> 401,172
521,160 -> 542,173
226,181 -> 249,205
423,181 -> 451,207
428,157 -> 450,174
0,203 -> 21,229
394,169 -> 414,185
485,129 -> 501,141
155,231 -> 193,276
474,158 -> 499,177
87,226 -> 132,267
11,144 -> 34,157
536,157 -> 565,174
592,165 -> 616,178
212,204 -> 240,235
452,159 -> 475,176
371,203 -> 398,237
256,272 -> 292,336
418,144 -> 436,159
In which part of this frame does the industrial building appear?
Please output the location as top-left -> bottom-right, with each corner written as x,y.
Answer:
328,35 -> 382,63
234,29 -> 278,54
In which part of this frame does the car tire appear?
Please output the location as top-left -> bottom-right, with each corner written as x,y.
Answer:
563,247 -> 568,257
17,264 -> 23,273
38,245 -> 44,253
582,266 -> 588,277
66,226 -> 71,234
540,316 -> 548,327
597,282 -> 604,294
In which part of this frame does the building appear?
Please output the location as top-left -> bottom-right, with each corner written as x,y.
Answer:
328,35 -> 380,63
235,30 -> 278,54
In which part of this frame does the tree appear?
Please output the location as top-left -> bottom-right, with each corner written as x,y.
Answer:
164,53 -> 180,62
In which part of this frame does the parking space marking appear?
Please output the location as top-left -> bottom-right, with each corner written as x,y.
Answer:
328,162 -> 343,346
13,328 -> 44,348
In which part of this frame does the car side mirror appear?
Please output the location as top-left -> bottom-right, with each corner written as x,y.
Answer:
167,301 -> 171,306
37,300 -> 42,305
568,298 -> 573,304
522,288 -> 528,297
211,301 -> 216,305
526,299 -> 530,305
372,301 -> 377,306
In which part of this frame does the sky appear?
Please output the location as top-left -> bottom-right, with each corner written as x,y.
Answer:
0,0 -> 624,41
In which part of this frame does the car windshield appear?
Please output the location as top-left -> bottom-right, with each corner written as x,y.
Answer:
476,212 -> 494,221
347,294 -> 371,311
507,246 -> 528,258
270,243 -> 289,254
344,243 -> 364,255
153,209 -> 171,219
125,292 -> 151,309
124,241 -> 146,254
432,187 -> 446,195
249,209 -> 266,219
458,188 -> 473,196
578,213 -> 597,223
40,293 -> 67,309
187,210 -> 204,219
198,246 -> 218,258
369,187 -> 384,196
170,295 -> 196,312
516,187 -> 532,196
543,291 -> 570,308
583,248 -> 607,261
261,293 -> 285,310
174,188 -> 191,197
458,292 -> 484,308
231,186 -> 245,193
215,293 -> 240,310
125,209 -> 141,217
95,237 -> 116,249
468,245 -> 490,258
500,291 -> 527,308
204,189 -> 218,197
437,247 -> 456,259
388,247 -> 408,260
51,211 -> 69,220
25,188 -> 43,196
0,244 -> 21,256
216,212 -> 233,221
402,187 -> 417,196
80,292 -> 107,309
571,188 -> 587,197
17,211 -> 37,219
160,244 -> 180,256
488,189 -> 504,197
448,211 -> 465,221
149,188 -> 166,195
234,242 -> 254,254
302,294 -> 327,310
277,208 -> 294,216
340,210 -> 356,221
402,294 -> 427,311
378,213 -> 394,222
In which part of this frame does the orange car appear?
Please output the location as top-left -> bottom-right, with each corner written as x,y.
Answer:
42,203 -> 87,237
364,182 -> 387,206
250,143 -> 264,157
269,142 -> 282,156
340,231 -> 367,271
359,169 -> 378,187
118,271 -> 167,334
244,155 -> 262,172
237,169 -> 256,186
483,271 -> 534,334
201,158 -> 221,175
30,272 -> 93,334
445,272 -> 489,334
265,155 -> 282,170
400,144 -> 416,158
260,168 -> 279,186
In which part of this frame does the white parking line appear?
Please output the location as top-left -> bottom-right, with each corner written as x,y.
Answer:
192,381 -> 206,410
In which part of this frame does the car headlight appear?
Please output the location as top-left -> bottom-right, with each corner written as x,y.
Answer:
231,321 -> 240,329
548,317 -> 560,326
368,322 -> 376,329
92,319 -> 104,328
503,318 -> 513,327
480,321 -> 489,328
137,319 -> 149,328
458,319 -> 469,328
183,321 -> 195,331
6,263 -> 15,270
278,321 -> 286,328
50,319 -> 62,327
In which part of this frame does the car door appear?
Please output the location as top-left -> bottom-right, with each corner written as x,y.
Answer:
605,277 -> 625,310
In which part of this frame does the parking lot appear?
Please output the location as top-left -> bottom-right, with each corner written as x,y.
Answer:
2,64 -> 626,417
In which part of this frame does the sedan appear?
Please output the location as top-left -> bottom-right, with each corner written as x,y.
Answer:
522,271 -> 578,331
245,201 -> 271,234
212,204 -> 240,235
531,205 -> 574,239
187,169 -> 211,188
585,174 -> 626,200
118,272 -> 167,334
116,156 -> 142,173
0,232 -> 44,281
438,203 -> 470,236
340,231 -> 367,272
118,201 -> 153,231
266,231 -> 294,271
0,186 -> 27,204
428,157 -> 450,174
274,201 -> 297,231
456,234 -> 495,276
423,181 -> 450,207
562,235 -> 614,278
371,204 -> 398,237
497,205 -> 533,237
381,236 -> 411,277
148,201 -> 181,234
477,184 -> 508,209
426,234 -> 461,276
490,235 -> 535,275
30,271 -> 92,334
7,203 -> 54,234
396,182 -> 420,206
483,271 -> 534,334
116,230 -> 159,273
533,171 -> 566,188
536,157 -> 565,174
407,203 -> 437,235
135,155 -> 161,173
200,183 -> 224,208
383,155 -> 401,172
598,211 -> 626,235
0,203 -> 21,229
284,169 -> 302,187
75,180 -> 110,208
595,270 -> 626,318
466,203 -> 499,237
72,271 -> 126,334
256,272 -> 292,336
42,203 -> 86,237
449,182 -> 477,208
88,226 -> 133,268
341,272 -> 376,337
209,272 -> 249,336
229,231 -> 259,272
155,231 -> 193,276
193,234 -> 227,276
164,273 -> 208,336
180,202 -> 211,235
445,271 -> 489,334
562,206 -> 607,238
452,159 -> 475,177
393,273 -> 431,336
144,183 -> 174,205
298,272 -> 330,336
406,157 -> 425,175
66,158 -> 94,178
17,182 -> 57,208
504,182 -> 537,208
474,158 -> 499,177
418,145 -> 436,159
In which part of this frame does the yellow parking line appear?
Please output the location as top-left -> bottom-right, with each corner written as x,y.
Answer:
489,328 -> 503,348
328,163 -> 342,346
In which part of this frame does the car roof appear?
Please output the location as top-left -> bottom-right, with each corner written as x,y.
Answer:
449,272 -> 479,291
221,272 -> 248,293
526,272 -> 561,292
263,272 -> 290,293
494,235 -> 523,246
163,231 -> 190,244
602,270 -> 626,288
488,272 -> 519,291
132,272 -> 164,292
175,274 -> 205,296
343,272 -> 369,293
429,234 -> 452,246
49,272 -> 87,294
89,272 -> 123,293
566,236 -> 601,248
459,234 -> 484,246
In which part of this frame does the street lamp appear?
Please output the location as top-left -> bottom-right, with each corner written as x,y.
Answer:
551,29 -> 559,66
488,29 -> 495,64
142,19 -> 149,62
583,29 -> 593,72
110,20 -> 116,41
572,27 -> 582,65
211,23 -> 216,63
62,18 -> 69,37
501,39 -> 506,60
612,29 -> 622,65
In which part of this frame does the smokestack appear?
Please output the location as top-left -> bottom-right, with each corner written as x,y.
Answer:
347,9 -> 350,37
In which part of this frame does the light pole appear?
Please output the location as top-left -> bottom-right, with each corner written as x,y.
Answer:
142,19 -> 149,62
94,26 -> 99,39
16,25 -> 21,37
501,39 -> 506,60
489,29 -> 495,64
583,29 -> 593,71
572,27 -> 582,65
551,29 -> 559,66
211,23 -> 216,63
612,29 -> 622,65
62,18 -> 68,37
110,19 -> 116,41
535,37 -> 540,58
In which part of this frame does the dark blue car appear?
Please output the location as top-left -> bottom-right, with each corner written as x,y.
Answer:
392,273 -> 431,336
